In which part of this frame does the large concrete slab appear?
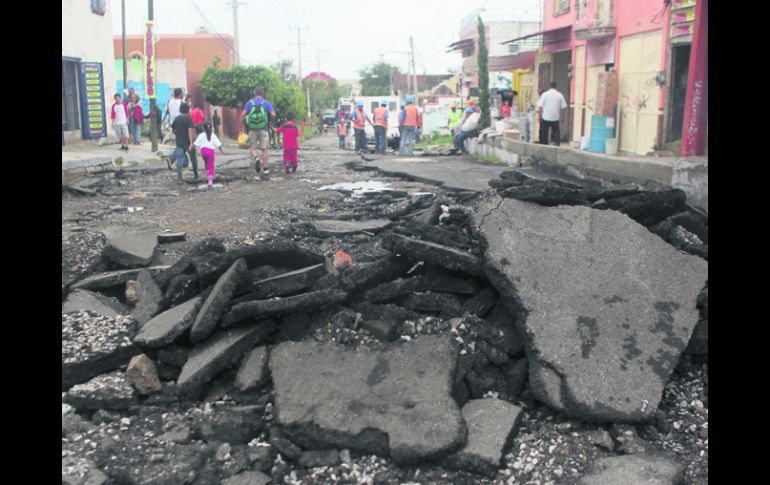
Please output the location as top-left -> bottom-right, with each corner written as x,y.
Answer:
474,195 -> 708,422
190,258 -> 248,342
270,335 -> 466,464
134,297 -> 202,348
363,157 -> 509,192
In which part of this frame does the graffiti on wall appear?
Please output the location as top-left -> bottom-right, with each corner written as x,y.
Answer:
685,80 -> 703,149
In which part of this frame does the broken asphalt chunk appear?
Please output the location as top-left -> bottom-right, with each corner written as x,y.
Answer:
382,233 -> 483,276
402,292 -> 463,319
251,263 -> 327,299
312,218 -> 393,236
234,346 -> 270,392
443,399 -> 524,477
222,289 -> 348,327
176,322 -> 276,394
63,371 -> 138,410
131,269 -> 163,326
133,297 -> 202,348
270,335 -> 466,464
579,453 -> 684,485
364,276 -> 422,303
71,266 -> 169,291
62,312 -> 140,391
157,232 -> 187,244
101,228 -> 158,268
474,196 -> 707,422
62,289 -> 128,317
154,237 -> 226,290
592,188 -> 687,227
190,258 -> 248,342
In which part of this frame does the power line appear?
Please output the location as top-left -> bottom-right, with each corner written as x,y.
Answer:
188,0 -> 252,65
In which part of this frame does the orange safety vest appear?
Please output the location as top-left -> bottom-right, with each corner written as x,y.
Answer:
403,105 -> 419,127
373,106 -> 388,127
353,109 -> 366,129
337,122 -> 347,136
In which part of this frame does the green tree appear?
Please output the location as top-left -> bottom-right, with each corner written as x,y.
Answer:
199,64 -> 306,120
477,16 -> 491,130
302,78 -> 345,114
359,62 -> 400,96
270,58 -> 298,84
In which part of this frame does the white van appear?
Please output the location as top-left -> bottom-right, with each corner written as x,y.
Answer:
353,96 -> 403,142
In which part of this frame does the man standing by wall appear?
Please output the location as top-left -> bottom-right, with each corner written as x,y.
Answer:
242,87 -> 277,175
537,81 -> 567,146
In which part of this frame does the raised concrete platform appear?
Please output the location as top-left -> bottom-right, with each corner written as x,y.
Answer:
467,137 -> 680,188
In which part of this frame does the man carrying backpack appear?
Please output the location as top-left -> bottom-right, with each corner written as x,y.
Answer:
241,87 -> 276,175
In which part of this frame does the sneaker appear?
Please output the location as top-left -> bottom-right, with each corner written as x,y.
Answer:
262,168 -> 269,175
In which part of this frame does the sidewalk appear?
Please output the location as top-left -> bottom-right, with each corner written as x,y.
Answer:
466,136 -> 681,187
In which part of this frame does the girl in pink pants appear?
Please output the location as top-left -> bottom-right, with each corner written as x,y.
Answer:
193,123 -> 226,188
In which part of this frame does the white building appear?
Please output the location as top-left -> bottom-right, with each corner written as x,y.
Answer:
62,0 -> 118,144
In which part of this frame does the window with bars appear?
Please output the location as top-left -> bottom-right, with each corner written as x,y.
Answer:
554,0 -> 570,15
62,60 -> 80,131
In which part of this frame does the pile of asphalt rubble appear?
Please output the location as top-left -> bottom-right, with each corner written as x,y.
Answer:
62,170 -> 708,485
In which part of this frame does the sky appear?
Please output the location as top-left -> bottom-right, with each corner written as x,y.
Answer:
111,0 -> 541,80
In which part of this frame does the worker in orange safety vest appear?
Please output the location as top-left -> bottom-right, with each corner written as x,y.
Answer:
351,100 -> 373,153
373,99 -> 389,154
399,96 -> 420,156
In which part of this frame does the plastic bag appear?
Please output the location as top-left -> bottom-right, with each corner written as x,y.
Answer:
237,132 -> 249,148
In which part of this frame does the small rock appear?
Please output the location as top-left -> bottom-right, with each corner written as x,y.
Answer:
216,443 -> 232,461
339,449 -> 352,464
125,354 -> 162,395
586,429 -> 614,451
222,471 -> 271,485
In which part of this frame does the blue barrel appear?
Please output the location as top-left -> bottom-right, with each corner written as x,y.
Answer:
590,115 -> 615,153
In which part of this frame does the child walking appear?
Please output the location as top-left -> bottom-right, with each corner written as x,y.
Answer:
193,122 -> 225,188
276,113 -> 300,174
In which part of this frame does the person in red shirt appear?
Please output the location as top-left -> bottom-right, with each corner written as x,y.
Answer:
191,104 -> 205,134
276,113 -> 300,174
501,100 -> 512,119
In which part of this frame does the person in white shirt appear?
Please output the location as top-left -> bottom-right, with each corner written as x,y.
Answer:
111,93 -> 130,151
193,122 -> 226,188
537,81 -> 567,146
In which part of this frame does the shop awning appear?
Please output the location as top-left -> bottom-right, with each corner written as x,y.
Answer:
501,26 -> 571,47
446,38 -> 474,52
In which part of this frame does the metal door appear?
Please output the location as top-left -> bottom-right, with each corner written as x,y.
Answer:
62,60 -> 80,132
619,31 -> 663,154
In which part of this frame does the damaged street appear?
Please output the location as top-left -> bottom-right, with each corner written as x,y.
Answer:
62,133 -> 708,485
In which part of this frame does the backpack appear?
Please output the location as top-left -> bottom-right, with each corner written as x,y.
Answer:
246,99 -> 268,130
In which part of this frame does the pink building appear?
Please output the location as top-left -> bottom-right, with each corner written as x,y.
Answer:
507,0 -> 706,155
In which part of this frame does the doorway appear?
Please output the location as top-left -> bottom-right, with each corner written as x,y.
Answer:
668,44 -> 691,142
551,50 -> 572,142
62,59 -> 81,133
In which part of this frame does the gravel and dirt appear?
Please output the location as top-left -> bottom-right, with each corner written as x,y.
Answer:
62,134 -> 707,485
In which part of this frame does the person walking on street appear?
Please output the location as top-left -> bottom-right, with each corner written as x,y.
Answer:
111,93 -> 130,151
447,102 -> 462,138
537,81 -> 567,146
241,87 -> 277,175
277,113 -> 301,174
130,95 -> 144,145
193,122 -> 225,189
373,99 -> 389,154
164,88 -> 184,126
336,113 -> 348,149
351,101 -> 372,153
171,103 -> 198,184
399,96 -> 419,156
212,109 -> 221,137
191,104 -> 205,135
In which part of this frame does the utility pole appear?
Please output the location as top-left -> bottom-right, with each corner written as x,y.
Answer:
289,25 -> 308,84
148,0 -> 157,152
121,0 -> 127,96
409,36 -> 418,103
228,0 -> 246,65
316,49 -> 328,80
